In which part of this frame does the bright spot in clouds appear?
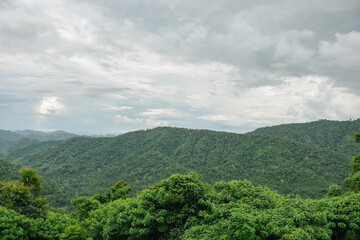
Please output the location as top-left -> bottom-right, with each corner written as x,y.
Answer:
39,97 -> 65,115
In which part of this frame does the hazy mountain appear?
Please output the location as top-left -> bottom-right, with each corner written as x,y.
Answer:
15,129 -> 78,141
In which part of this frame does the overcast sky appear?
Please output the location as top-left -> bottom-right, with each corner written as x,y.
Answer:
1,0 -> 360,134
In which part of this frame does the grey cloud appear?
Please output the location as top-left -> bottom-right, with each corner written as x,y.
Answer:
1,0 -> 359,134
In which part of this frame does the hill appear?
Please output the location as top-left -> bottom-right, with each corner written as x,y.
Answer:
15,129 -> 77,141
3,138 -> 62,161
0,130 -> 25,156
0,129 -> 76,159
0,158 -> 19,181
11,127 -> 353,199
251,119 -> 360,156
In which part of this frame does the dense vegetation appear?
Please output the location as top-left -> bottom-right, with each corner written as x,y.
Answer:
0,129 -> 76,159
1,168 -> 360,239
0,158 -> 19,182
14,130 -> 77,141
1,124 -> 360,239
252,119 -> 360,156
4,138 -> 62,161
0,158 -> 74,211
9,125 -> 353,199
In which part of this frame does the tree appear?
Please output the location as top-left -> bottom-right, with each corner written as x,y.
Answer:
0,169 -> 47,218
344,132 -> 360,192
19,168 -> 42,197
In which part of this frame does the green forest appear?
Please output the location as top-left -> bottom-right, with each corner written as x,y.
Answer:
1,120 -> 360,239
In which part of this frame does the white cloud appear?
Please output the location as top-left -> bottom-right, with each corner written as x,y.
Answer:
38,97 -> 65,115
194,75 -> 360,127
141,108 -> 186,118
198,114 -> 230,122
102,105 -> 133,111
116,114 -> 142,123
145,118 -> 169,127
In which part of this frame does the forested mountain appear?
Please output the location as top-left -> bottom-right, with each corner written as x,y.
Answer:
0,129 -> 75,159
10,126 -> 353,199
15,130 -> 77,141
0,158 -> 19,181
0,130 -> 25,155
3,138 -> 62,161
252,119 -> 360,156
0,129 -> 76,143
1,121 -> 360,239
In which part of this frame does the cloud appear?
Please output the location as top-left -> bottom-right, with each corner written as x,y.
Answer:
198,114 -> 230,122
38,97 -> 66,115
319,31 -> 360,68
141,109 -> 186,118
103,105 -> 133,111
0,0 -> 359,133
193,75 -> 360,127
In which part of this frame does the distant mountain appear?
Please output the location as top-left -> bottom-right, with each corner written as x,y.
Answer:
11,126 -> 354,199
0,130 -> 25,155
251,119 -> 360,156
0,129 -> 77,158
4,138 -> 62,161
0,129 -> 25,142
15,129 -> 78,141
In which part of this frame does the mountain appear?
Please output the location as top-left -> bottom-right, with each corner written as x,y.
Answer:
0,158 -> 19,181
10,126 -> 353,199
251,119 -> 360,156
15,129 -> 78,141
3,138 -> 62,161
0,129 -> 76,159
0,130 -> 25,155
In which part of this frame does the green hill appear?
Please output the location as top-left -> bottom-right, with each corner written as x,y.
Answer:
11,126 -> 352,199
15,129 -> 77,141
0,129 -> 76,160
251,119 -> 360,156
0,158 -> 19,181
0,130 -> 25,156
3,138 -> 62,161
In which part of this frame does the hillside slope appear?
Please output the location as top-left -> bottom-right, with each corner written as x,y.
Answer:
11,127 -> 352,199
4,138 -> 62,161
251,119 -> 360,156
15,130 -> 77,141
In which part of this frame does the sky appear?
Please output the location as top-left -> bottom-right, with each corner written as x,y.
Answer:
1,0 -> 360,135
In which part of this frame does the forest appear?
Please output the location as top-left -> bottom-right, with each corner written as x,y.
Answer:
1,120 -> 360,239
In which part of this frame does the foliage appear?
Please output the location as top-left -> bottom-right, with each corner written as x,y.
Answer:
78,173 -> 360,240
10,126 -> 353,200
0,207 -> 77,240
0,158 -> 19,182
0,171 -> 360,239
0,170 -> 47,218
251,119 -> 360,156
20,168 -> 43,197
60,225 -> 87,240
344,131 -> 360,192
0,159 -> 74,211
4,138 -> 62,161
